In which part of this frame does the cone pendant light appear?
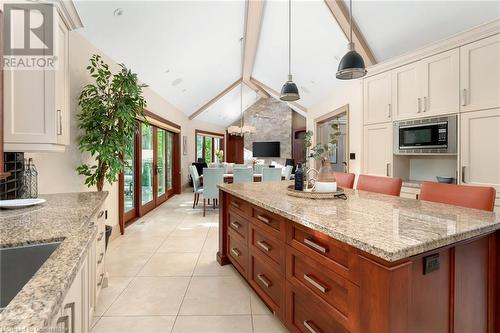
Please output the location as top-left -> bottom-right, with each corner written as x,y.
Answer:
336,0 -> 367,80
280,0 -> 300,101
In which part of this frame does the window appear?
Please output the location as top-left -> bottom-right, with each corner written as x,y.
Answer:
195,130 -> 224,163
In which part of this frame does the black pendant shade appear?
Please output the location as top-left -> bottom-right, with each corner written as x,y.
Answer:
280,75 -> 300,101
336,48 -> 367,80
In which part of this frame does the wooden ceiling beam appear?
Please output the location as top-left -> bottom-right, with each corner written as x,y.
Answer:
188,78 -> 242,120
242,0 -> 269,98
250,77 -> 307,113
324,0 -> 376,66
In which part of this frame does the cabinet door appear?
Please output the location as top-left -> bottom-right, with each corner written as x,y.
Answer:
61,260 -> 84,333
3,4 -> 55,146
421,49 -> 459,117
392,62 -> 421,120
363,123 -> 393,177
460,34 -> 500,112
363,72 -> 392,125
55,12 -> 70,145
460,108 -> 500,194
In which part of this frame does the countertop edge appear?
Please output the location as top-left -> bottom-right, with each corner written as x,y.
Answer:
218,186 -> 499,262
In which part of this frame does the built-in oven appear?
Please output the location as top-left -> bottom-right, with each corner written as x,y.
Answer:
394,115 -> 457,154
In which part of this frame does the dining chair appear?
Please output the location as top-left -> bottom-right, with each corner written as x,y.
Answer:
262,167 -> 283,182
202,167 -> 225,216
334,172 -> 356,189
233,168 -> 253,184
356,174 -> 402,196
420,181 -> 496,211
282,165 -> 293,180
189,165 -> 203,208
254,164 -> 265,175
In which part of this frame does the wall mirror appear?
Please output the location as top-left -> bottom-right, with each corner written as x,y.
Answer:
314,105 -> 349,172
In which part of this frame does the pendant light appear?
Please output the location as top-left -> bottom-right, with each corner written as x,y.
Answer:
228,37 -> 256,136
280,0 -> 300,101
336,0 -> 367,80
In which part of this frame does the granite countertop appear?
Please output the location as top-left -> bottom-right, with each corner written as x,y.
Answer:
0,192 -> 108,332
219,182 -> 499,262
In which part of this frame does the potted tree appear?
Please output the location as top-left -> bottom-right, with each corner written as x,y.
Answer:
76,54 -> 147,192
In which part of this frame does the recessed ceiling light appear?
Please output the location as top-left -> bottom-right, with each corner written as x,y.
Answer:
172,78 -> 183,86
165,69 -> 170,74
310,80 -> 315,84
113,8 -> 124,16
182,89 -> 187,93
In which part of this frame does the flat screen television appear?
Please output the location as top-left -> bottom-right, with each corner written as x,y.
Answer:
253,141 -> 280,158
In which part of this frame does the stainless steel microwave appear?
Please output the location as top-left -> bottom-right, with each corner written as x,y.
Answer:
393,115 -> 457,155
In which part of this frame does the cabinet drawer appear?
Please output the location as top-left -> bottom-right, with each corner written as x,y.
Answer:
249,252 -> 285,319
228,230 -> 248,277
228,195 -> 251,217
251,206 -> 284,239
250,224 -> 285,272
286,281 -> 353,333
287,246 -> 359,321
228,210 -> 249,241
287,224 -> 359,283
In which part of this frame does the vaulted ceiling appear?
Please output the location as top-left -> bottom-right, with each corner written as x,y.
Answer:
73,0 -> 500,127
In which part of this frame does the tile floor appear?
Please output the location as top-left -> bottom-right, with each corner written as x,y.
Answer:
91,192 -> 289,333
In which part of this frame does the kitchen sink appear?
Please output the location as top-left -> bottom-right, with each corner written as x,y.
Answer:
0,242 -> 61,311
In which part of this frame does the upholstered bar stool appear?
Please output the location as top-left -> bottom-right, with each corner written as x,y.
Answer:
334,172 -> 356,189
356,174 -> 403,196
420,181 -> 496,211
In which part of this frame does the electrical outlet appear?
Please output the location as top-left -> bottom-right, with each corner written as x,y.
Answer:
423,254 -> 440,275
349,153 -> 356,160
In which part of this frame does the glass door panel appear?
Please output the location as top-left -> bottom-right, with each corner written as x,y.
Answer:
157,129 -> 166,198
167,132 -> 174,192
124,133 -> 135,214
204,137 -> 212,163
141,123 -> 154,206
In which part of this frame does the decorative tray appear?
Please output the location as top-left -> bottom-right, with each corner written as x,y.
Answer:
286,185 -> 347,200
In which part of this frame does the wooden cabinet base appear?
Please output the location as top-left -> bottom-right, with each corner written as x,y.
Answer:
219,191 -> 499,333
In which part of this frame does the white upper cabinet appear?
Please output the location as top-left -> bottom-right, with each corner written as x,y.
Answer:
363,72 -> 392,125
392,62 -> 421,120
460,108 -> 500,194
420,49 -> 460,117
460,34 -> 500,112
363,123 -> 393,177
392,49 -> 459,120
3,5 -> 70,152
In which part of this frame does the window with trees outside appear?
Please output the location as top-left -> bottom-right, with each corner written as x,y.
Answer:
195,130 -> 224,163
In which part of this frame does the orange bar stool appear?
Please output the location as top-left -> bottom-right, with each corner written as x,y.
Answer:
356,174 -> 403,196
420,181 -> 496,211
334,172 -> 356,189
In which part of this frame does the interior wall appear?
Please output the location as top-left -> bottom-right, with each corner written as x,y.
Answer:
25,31 -> 225,227
243,98 -> 293,165
306,79 -> 363,177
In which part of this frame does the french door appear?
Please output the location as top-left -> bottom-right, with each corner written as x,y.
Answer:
121,121 -> 177,231
139,123 -> 175,215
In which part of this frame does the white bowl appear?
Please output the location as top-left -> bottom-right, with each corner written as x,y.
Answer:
313,181 -> 337,193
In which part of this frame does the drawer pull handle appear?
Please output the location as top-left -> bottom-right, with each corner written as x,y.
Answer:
97,210 -> 104,218
97,232 -> 104,242
304,238 -> 328,254
231,202 -> 240,208
97,252 -> 104,264
303,320 -> 319,333
231,248 -> 241,257
230,221 -> 241,229
97,273 -> 104,287
257,274 -> 272,288
257,215 -> 270,224
257,240 -> 271,252
303,274 -> 328,293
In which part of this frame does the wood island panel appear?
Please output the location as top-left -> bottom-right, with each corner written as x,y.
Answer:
217,190 -> 499,333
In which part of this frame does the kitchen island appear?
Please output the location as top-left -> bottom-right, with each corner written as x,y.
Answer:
0,192 -> 108,332
217,181 -> 500,333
